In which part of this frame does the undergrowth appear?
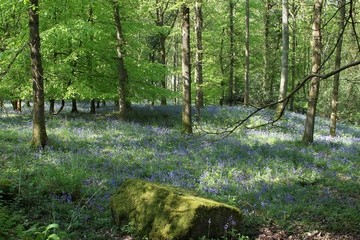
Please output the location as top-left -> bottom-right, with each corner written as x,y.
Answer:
0,103 -> 359,239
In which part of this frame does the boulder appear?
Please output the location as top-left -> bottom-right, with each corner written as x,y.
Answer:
110,179 -> 242,240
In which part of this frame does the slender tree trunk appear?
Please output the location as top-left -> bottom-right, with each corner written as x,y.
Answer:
195,0 -> 204,115
277,0 -> 289,116
289,0 -> 298,111
244,0 -> 250,106
302,0 -> 323,145
49,99 -> 55,114
330,0 -> 346,137
182,5 -> 192,134
29,0 -> 47,148
12,99 -> 22,111
173,38 -> 179,105
228,0 -> 235,104
90,99 -> 96,114
71,98 -> 78,113
56,99 -> 65,114
160,35 -> 167,105
113,0 -> 129,117
263,0 -> 271,104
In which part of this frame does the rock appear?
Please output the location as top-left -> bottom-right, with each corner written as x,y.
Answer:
110,179 -> 242,240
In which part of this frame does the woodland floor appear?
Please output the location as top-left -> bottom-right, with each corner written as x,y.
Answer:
0,103 -> 359,240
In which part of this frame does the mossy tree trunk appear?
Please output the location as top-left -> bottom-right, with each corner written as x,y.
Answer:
29,0 -> 47,148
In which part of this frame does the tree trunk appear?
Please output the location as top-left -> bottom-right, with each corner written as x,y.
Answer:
195,0 -> 204,115
302,0 -> 323,145
228,0 -> 235,104
160,35 -> 167,105
49,99 -> 55,114
172,37 -> 179,105
263,0 -> 271,104
330,0 -> 345,137
113,0 -> 129,117
71,98 -> 78,113
56,99 -> 65,114
243,0 -> 250,106
277,0 -> 289,116
90,99 -> 96,114
182,5 -> 192,134
12,99 -> 22,111
289,0 -> 298,111
29,0 -> 47,148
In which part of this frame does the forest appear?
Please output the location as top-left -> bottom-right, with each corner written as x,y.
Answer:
0,0 -> 359,239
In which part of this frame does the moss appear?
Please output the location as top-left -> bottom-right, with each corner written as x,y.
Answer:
111,179 -> 242,239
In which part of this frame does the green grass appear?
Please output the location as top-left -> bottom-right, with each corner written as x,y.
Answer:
0,103 -> 359,239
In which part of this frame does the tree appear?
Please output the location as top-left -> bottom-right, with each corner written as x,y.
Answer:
262,0 -> 272,104
113,0 -> 129,117
29,0 -> 48,148
277,0 -> 289,116
182,4 -> 192,134
195,0 -> 204,114
149,0 -> 178,105
228,0 -> 235,104
330,0 -> 346,137
302,0 -> 323,145
243,0 -> 250,106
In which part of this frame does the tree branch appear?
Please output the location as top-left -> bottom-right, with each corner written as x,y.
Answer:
205,60 -> 360,138
0,43 -> 28,81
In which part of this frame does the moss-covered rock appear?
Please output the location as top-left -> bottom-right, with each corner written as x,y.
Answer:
110,179 -> 242,240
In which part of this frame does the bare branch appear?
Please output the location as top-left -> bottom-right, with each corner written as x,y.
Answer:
205,60 -> 360,138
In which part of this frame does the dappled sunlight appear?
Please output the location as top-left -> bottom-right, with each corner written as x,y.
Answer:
1,105 -> 359,238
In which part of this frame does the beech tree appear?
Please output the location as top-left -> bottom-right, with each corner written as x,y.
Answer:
195,0 -> 204,113
29,0 -> 47,148
243,0 -> 250,106
330,0 -> 346,137
113,0 -> 129,117
302,0 -> 323,145
182,4 -> 192,134
277,0 -> 289,116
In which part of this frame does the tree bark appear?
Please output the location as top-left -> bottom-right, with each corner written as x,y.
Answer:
277,0 -> 289,116
330,0 -> 345,137
289,0 -> 299,111
90,99 -> 96,114
302,0 -> 323,145
243,0 -> 250,106
195,0 -> 204,115
29,0 -> 47,148
228,0 -> 235,104
182,5 -> 192,134
113,0 -> 129,117
71,98 -> 78,113
49,99 -> 55,114
263,0 -> 271,103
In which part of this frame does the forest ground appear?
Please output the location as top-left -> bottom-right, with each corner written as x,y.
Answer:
0,103 -> 359,240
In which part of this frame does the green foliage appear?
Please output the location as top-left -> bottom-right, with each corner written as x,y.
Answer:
1,104 -> 360,239
0,206 -> 25,239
